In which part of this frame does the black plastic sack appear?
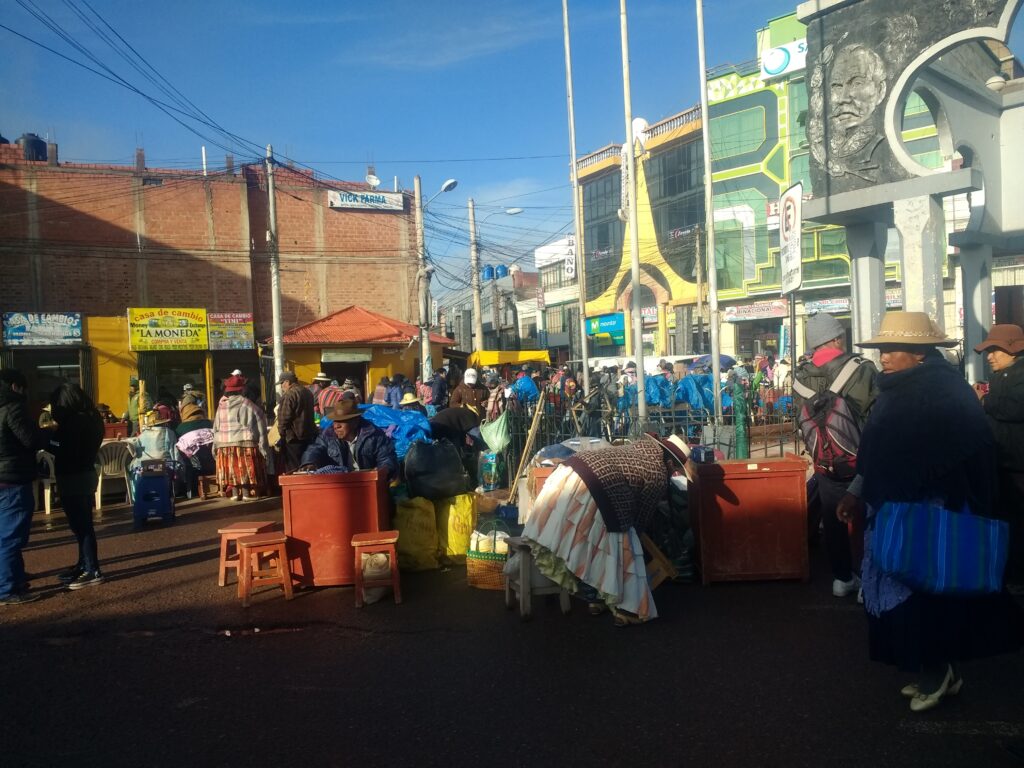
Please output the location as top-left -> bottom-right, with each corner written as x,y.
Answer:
404,439 -> 471,501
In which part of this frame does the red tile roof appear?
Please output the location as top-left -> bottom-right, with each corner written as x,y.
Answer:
279,305 -> 451,346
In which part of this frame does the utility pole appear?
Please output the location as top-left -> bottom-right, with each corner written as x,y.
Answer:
266,144 -> 284,386
468,198 -> 484,351
695,224 -> 705,354
696,0 -> 723,424
562,0 -> 590,396
414,176 -> 432,382
619,0 -> 647,428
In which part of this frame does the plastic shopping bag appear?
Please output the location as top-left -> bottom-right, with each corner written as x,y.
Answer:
436,494 -> 476,563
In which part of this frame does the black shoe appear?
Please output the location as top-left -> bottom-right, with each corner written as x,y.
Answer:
0,591 -> 41,605
67,571 -> 105,590
57,565 -> 83,583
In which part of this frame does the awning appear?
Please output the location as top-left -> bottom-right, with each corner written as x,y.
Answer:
467,350 -> 551,368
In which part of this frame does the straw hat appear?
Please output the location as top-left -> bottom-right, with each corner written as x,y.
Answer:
856,311 -> 957,349
974,324 -> 1024,355
313,371 -> 331,383
399,392 -> 422,407
649,432 -> 690,468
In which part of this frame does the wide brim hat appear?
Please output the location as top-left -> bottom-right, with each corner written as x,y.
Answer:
974,324 -> 1024,355
648,432 -> 690,468
856,311 -> 958,349
144,409 -> 171,426
326,399 -> 362,422
399,392 -> 421,406
313,371 -> 331,382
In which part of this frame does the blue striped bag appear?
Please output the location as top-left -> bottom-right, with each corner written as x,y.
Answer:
874,501 -> 1009,595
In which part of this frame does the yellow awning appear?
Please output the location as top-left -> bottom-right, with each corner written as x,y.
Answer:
467,350 -> 551,368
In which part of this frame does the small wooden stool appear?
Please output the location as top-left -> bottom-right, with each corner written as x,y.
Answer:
237,531 -> 293,607
198,475 -> 220,499
640,533 -> 678,590
351,530 -> 401,608
217,521 -> 277,587
504,536 -> 571,620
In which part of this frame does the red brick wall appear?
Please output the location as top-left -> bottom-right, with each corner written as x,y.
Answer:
0,153 -> 419,332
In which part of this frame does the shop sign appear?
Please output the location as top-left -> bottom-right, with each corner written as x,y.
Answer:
804,297 -> 850,315
321,348 -> 372,363
760,39 -> 806,80
128,308 -> 208,351
885,288 -> 903,308
208,312 -> 254,350
2,312 -> 82,346
723,299 -> 789,322
779,183 -> 803,295
586,312 -> 625,346
327,189 -> 403,211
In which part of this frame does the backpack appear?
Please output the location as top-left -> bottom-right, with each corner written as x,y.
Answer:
793,358 -> 863,480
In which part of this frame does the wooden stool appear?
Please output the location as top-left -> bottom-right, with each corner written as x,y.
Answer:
351,530 -> 401,608
504,536 -> 571,620
199,475 -> 220,500
640,533 -> 678,590
217,521 -> 278,587
237,531 -> 293,607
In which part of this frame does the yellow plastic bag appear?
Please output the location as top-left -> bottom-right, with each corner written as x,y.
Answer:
436,494 -> 476,563
394,496 -> 439,571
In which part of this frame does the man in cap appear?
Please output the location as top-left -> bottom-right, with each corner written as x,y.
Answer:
300,399 -> 398,481
124,376 -> 152,437
793,312 -> 877,600
276,371 -> 317,472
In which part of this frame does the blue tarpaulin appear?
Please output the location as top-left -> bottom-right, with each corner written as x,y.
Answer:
511,376 -> 540,404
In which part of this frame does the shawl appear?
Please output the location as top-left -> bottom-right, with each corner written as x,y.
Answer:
857,353 -> 995,514
213,394 -> 270,457
564,436 -> 667,533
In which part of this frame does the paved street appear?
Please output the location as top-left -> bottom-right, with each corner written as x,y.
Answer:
2,497 -> 1023,768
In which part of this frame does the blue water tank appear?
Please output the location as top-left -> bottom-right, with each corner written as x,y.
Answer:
495,264 -> 509,279
482,265 -> 495,281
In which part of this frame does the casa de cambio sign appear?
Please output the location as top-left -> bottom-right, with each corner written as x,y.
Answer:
128,308 -> 208,351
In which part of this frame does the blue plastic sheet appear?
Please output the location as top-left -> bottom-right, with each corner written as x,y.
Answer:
510,376 -> 540,404
322,404 -> 432,461
644,376 -> 674,408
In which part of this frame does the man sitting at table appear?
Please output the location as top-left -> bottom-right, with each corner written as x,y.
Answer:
299,400 -> 398,481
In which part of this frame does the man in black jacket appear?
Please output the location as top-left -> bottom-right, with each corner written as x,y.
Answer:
276,371 -> 317,472
0,369 -> 41,604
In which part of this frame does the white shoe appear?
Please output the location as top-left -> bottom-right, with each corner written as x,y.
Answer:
832,576 -> 861,597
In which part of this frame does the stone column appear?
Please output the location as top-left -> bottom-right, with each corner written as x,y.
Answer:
845,221 -> 888,363
959,243 -> 993,384
893,196 -> 946,328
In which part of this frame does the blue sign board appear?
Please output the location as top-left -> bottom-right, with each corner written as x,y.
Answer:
3,312 -> 83,346
586,312 -> 626,346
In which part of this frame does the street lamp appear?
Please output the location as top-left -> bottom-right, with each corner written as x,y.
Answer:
469,202 -> 523,351
415,176 -> 458,382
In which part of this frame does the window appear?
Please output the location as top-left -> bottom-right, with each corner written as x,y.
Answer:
710,107 -> 767,160
545,307 -> 565,333
648,141 -> 703,203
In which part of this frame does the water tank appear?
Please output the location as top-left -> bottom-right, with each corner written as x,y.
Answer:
17,133 -> 46,161
495,264 -> 509,279
482,265 -> 495,281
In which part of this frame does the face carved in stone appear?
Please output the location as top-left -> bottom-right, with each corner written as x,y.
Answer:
829,45 -> 887,134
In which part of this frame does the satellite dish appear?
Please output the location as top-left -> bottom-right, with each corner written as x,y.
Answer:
365,174 -> 381,189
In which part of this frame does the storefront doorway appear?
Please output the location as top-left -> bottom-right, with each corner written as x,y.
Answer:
138,351 -> 206,410
322,361 -> 369,396
3,347 -> 85,419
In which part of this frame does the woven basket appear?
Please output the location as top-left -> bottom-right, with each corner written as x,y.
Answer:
466,519 -> 509,591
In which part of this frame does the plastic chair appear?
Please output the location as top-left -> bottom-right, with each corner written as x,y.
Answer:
35,450 -> 56,515
94,441 -> 132,511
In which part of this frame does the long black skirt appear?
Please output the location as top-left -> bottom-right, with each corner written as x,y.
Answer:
868,590 -> 1024,672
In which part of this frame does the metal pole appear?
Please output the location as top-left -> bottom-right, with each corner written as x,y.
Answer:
696,0 -> 723,424
695,224 -> 705,354
619,0 -> 647,427
562,0 -> 590,396
266,144 -> 284,385
414,176 -> 432,382
469,198 -> 484,352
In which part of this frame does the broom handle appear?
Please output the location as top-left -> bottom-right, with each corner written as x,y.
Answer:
508,401 -> 544,506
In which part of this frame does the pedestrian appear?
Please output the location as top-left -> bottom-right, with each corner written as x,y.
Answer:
371,376 -> 390,406
300,399 -> 398,481
310,371 -> 331,407
0,369 -> 42,605
974,324 -> 1024,587
838,311 -> 1024,712
125,406 -> 180,474
399,391 -> 428,416
341,377 -> 363,404
793,312 -> 877,599
214,374 -> 271,501
430,368 -> 449,408
517,434 -> 689,625
316,381 -> 345,422
773,357 -> 792,390
275,371 -> 316,472
123,376 -> 152,436
180,383 -> 202,411
175,402 -> 215,495
48,383 -> 105,590
449,368 -> 488,416
483,371 -> 506,422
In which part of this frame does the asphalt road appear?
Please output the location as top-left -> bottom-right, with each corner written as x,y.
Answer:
2,496 -> 1022,768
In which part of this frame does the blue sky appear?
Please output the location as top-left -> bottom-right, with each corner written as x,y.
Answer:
2,1 -> 1020,295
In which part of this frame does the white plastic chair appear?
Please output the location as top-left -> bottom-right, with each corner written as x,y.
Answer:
35,450 -> 56,515
95,441 -> 132,511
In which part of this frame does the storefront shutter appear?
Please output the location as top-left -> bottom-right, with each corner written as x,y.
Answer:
79,346 -> 95,399
137,351 -> 158,396
0,349 -> 14,370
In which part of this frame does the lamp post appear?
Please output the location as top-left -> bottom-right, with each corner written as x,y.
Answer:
469,202 -> 523,351
415,176 -> 457,382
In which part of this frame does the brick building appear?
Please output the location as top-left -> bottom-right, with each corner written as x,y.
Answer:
0,139 -> 419,417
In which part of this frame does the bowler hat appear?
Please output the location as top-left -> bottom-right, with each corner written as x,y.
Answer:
276,371 -> 298,385
648,432 -> 690,468
974,324 -> 1024,355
